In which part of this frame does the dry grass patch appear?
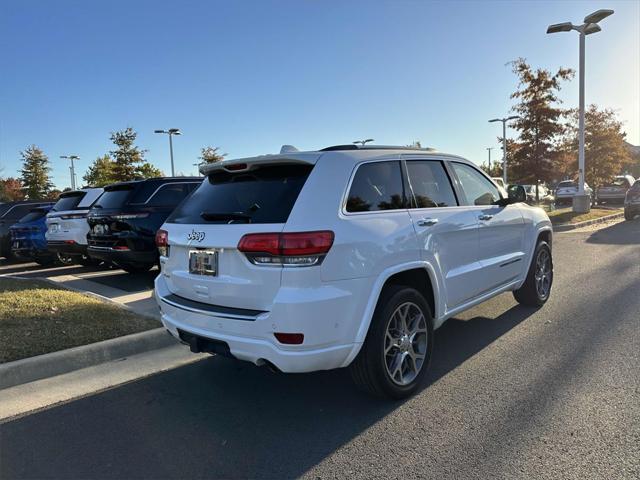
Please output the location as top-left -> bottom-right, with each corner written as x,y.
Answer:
0,278 -> 159,363
547,207 -> 621,226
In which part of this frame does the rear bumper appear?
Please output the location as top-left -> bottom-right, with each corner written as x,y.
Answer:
154,273 -> 367,373
87,246 -> 157,266
47,241 -> 87,256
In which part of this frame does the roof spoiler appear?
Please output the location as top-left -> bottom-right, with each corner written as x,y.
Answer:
199,152 -> 321,176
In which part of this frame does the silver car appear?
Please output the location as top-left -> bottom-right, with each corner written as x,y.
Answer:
597,175 -> 636,204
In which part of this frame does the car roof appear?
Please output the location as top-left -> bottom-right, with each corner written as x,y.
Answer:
200,144 -> 473,175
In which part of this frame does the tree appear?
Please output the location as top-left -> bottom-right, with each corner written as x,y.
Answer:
200,146 -> 226,164
135,162 -> 164,179
563,105 -> 632,190
508,59 -> 574,198
47,189 -> 62,200
0,177 -> 25,202
83,155 -> 116,187
20,145 -> 54,199
110,127 -> 147,182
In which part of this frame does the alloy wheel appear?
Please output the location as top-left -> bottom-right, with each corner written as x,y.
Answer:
384,302 -> 428,386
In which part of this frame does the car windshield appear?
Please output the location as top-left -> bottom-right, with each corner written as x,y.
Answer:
52,192 -> 86,211
605,178 -> 627,187
167,164 -> 313,224
92,186 -> 134,209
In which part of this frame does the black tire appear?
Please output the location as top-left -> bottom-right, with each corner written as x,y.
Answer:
119,263 -> 153,274
513,240 -> 553,307
35,255 -> 59,267
79,255 -> 101,267
349,285 -> 434,399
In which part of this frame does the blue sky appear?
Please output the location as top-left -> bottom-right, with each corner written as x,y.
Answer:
1,0 -> 638,189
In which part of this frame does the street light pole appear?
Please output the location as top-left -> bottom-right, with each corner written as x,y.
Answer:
547,8 -> 614,213
488,116 -> 519,185
60,155 -> 79,190
154,128 -> 182,176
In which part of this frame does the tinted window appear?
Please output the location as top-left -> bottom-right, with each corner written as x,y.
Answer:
406,161 -> 457,208
346,161 -> 405,212
167,165 -> 313,224
2,204 -> 42,220
18,209 -> 48,223
93,187 -> 133,209
52,192 -> 86,212
451,162 -> 500,206
146,183 -> 195,207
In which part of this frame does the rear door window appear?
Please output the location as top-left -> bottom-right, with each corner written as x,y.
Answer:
93,187 -> 134,209
405,161 -> 457,208
346,161 -> 406,212
167,164 -> 313,224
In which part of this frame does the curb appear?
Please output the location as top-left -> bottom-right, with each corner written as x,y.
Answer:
0,328 -> 174,390
554,211 -> 624,232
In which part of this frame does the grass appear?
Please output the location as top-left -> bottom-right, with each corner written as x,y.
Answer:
0,278 -> 160,363
547,207 -> 621,226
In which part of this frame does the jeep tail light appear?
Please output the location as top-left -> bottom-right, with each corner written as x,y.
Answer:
156,229 -> 169,257
238,231 -> 334,266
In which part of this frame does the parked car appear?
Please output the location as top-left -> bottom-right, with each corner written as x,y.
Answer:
596,175 -> 636,204
0,200 -> 54,260
46,188 -> 104,266
555,180 -> 593,207
520,184 -> 554,206
624,180 -> 640,221
86,177 -> 201,273
9,205 -> 59,265
154,144 -> 553,399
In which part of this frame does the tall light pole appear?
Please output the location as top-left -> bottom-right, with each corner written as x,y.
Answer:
488,116 -> 519,185
486,147 -> 493,173
547,9 -> 614,213
353,138 -> 374,146
154,128 -> 182,176
60,155 -> 79,190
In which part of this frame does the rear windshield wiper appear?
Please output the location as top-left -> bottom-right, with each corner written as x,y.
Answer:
200,211 -> 252,223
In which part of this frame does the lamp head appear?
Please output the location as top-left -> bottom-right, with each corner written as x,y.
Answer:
584,23 -> 602,35
584,9 -> 614,25
546,22 -> 573,34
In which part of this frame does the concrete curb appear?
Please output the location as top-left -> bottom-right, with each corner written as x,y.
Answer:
554,211 -> 624,232
0,328 -> 174,390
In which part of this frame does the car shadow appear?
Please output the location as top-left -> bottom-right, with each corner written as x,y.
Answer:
585,218 -> 640,245
0,302 -> 535,480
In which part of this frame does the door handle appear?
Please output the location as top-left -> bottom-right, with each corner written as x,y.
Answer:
478,214 -> 494,221
417,218 -> 439,227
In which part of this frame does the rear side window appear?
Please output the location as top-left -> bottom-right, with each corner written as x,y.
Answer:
93,187 -> 133,209
52,192 -> 86,212
406,161 -> 457,208
2,204 -> 41,220
346,161 -> 405,212
145,183 -> 197,207
17,209 -> 48,223
167,165 -> 313,224
450,162 -> 500,206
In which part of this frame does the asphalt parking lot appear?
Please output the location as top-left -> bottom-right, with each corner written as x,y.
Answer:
1,219 -> 639,479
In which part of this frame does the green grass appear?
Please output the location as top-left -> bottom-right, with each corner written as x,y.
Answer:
0,278 -> 159,363
547,207 -> 621,226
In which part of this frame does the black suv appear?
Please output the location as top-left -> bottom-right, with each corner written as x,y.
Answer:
86,177 -> 201,273
0,200 -> 54,259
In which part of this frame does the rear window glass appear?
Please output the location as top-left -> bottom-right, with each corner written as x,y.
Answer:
167,165 -> 313,224
2,204 -> 43,220
346,161 -> 406,212
18,209 -> 48,223
52,192 -> 86,212
93,187 -> 134,209
557,181 -> 575,188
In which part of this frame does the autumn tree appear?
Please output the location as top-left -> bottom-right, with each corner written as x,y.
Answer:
20,145 -> 54,199
0,177 -> 25,201
508,58 -> 574,198
200,146 -> 226,164
562,105 -> 632,190
110,127 -> 147,182
83,154 -> 116,187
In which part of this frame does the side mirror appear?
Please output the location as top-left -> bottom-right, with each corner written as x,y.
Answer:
508,185 -> 527,203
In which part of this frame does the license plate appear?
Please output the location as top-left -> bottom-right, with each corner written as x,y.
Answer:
189,250 -> 218,276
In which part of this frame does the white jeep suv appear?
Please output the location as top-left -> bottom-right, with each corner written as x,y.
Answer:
155,145 -> 553,398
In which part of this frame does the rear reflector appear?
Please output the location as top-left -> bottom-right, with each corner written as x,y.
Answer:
274,333 -> 304,345
238,231 -> 334,266
64,240 -> 76,244
112,246 -> 130,251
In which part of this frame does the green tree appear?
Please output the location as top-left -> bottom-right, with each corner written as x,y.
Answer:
135,162 -> 164,179
508,59 -> 574,197
110,127 -> 147,181
0,177 -> 25,201
20,145 -> 54,199
200,146 -> 226,164
563,105 -> 632,190
83,154 -> 116,187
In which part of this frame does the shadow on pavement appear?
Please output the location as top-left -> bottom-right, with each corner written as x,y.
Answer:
0,303 -> 534,480
585,218 -> 640,245
85,268 -> 158,292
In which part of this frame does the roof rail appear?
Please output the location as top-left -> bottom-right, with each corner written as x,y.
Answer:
319,144 -> 359,151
